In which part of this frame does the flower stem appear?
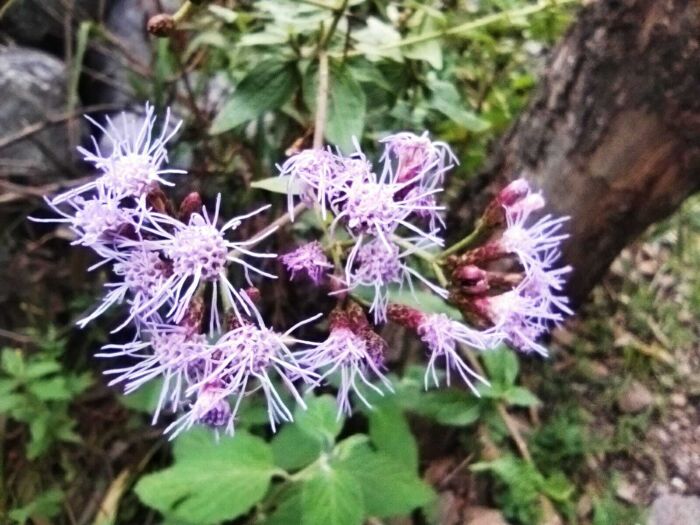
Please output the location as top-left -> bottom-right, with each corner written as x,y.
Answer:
334,0 -> 578,58
440,221 -> 486,259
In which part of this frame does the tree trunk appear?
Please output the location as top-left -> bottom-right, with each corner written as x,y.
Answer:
448,0 -> 700,307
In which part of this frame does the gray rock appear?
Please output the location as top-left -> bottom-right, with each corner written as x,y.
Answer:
0,0 -> 106,45
100,0 -> 180,105
649,495 -> 700,525
617,380 -> 654,413
0,46 -> 81,179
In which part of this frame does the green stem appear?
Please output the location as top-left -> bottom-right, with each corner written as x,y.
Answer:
333,0 -> 578,58
391,235 -> 436,264
318,0 -> 350,50
440,221 -> 486,259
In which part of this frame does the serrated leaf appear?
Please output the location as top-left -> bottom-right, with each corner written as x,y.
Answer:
207,4 -> 238,23
251,175 -> 304,195
24,360 -> 62,379
405,389 -> 482,426
135,430 -> 275,524
9,489 -> 63,524
210,60 -> 296,134
1,349 -> 24,376
353,17 -> 403,62
325,65 -> 366,153
28,377 -> 72,401
429,80 -> 491,132
338,445 -> 433,517
304,62 -> 366,153
504,386 -> 540,407
368,400 -> 418,471
295,394 -> 343,446
272,424 -> 322,471
403,16 -> 443,69
481,347 -> 519,388
301,467 -> 364,525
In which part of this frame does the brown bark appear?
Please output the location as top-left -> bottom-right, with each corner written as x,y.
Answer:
448,0 -> 700,307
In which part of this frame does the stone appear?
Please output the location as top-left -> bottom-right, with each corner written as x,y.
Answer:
100,0 -> 180,104
0,1 -> 106,46
649,495 -> 700,525
617,380 -> 653,413
0,46 -> 81,180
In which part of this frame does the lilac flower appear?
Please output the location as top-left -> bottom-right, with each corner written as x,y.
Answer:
96,324 -> 209,422
167,315 -> 320,437
31,191 -> 134,259
53,103 -> 184,204
296,308 -> 392,416
280,241 -> 333,284
417,313 -> 498,394
131,195 -> 277,328
345,238 -> 447,323
331,174 -> 444,246
77,248 -> 172,330
499,211 -> 570,268
380,131 -> 457,186
473,280 -> 565,356
278,148 -> 371,219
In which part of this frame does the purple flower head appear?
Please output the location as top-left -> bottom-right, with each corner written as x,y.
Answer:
296,306 -> 392,416
167,315 -> 320,437
331,174 -> 444,246
31,191 -> 136,260
345,237 -> 447,323
54,103 -> 185,204
190,383 -> 232,432
417,313 -> 497,394
499,211 -> 569,267
380,131 -> 457,186
96,324 -> 209,422
132,195 -> 277,330
78,248 -> 172,330
474,282 -> 565,356
278,148 -> 366,219
280,241 -> 333,285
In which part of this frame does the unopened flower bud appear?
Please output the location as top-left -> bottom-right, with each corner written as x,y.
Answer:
244,287 -> 261,304
386,304 -> 423,330
147,14 -> 176,37
178,192 -> 203,222
454,264 -> 489,294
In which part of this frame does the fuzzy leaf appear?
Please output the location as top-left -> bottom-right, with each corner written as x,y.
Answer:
301,467 -> 364,525
211,60 -> 296,134
135,430 -> 275,524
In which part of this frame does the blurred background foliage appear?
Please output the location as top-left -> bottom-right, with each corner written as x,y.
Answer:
0,1 -> 697,524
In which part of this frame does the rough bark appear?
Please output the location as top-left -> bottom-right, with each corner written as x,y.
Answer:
448,0 -> 700,307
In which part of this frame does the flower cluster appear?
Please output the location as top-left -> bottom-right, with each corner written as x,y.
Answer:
448,179 -> 572,356
281,133 -> 452,323
37,105 -> 572,438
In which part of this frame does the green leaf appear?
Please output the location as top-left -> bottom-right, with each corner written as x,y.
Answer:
207,4 -> 238,23
338,444 -> 433,518
1,349 -> 24,377
272,424 -> 322,471
504,386 -> 540,407
353,285 -> 461,320
368,400 -> 418,471
28,377 -> 72,401
210,60 -> 297,134
301,466 -> 364,525
481,347 -> 519,388
325,65 -> 366,153
428,80 -> 491,132
9,489 -> 63,524
251,175 -> 304,195
353,17 -> 403,62
24,360 -> 62,379
295,394 -> 343,446
402,16 -> 443,69
404,388 -> 482,427
135,430 -> 276,524
119,379 -> 163,414
263,484 -> 303,525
